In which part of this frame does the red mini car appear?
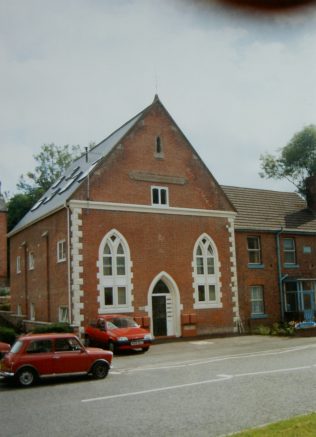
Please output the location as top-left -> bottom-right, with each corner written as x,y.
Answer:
0,332 -> 113,387
0,341 -> 10,359
85,314 -> 153,353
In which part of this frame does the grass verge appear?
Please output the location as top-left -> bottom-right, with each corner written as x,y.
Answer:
231,413 -> 316,436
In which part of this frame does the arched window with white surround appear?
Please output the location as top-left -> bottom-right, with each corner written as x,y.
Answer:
193,234 -> 222,309
98,230 -> 133,313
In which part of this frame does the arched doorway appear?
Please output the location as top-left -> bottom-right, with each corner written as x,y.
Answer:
148,273 -> 181,337
152,280 -> 169,336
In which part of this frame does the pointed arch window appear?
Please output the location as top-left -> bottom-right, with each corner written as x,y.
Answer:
154,135 -> 164,158
98,230 -> 133,313
193,235 -> 221,309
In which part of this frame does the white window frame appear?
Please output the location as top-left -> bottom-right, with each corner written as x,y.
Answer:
250,285 -> 265,315
97,230 -> 133,313
151,186 -> 169,207
59,306 -> 69,323
30,303 -> 35,321
28,251 -> 35,270
283,238 -> 296,265
57,240 -> 67,263
193,234 -> 222,309
17,304 -> 22,316
16,256 -> 21,274
247,236 -> 261,264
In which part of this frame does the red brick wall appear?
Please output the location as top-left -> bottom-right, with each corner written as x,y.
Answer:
10,209 -> 69,322
235,231 -> 316,329
0,211 -> 7,286
80,209 -> 235,335
76,102 -> 234,213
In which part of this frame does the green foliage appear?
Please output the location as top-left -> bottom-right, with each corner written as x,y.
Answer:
232,412 -> 316,436
252,322 -> 295,336
7,192 -> 37,231
17,143 -> 82,199
7,143 -> 82,230
260,124 -> 316,196
0,326 -> 17,344
32,323 -> 74,334
0,303 -> 10,311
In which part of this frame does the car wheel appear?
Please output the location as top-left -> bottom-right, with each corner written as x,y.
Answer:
92,362 -> 109,379
142,347 -> 149,352
17,367 -> 37,387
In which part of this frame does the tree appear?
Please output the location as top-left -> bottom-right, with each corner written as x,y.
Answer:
7,143 -> 82,231
260,124 -> 316,196
17,143 -> 82,200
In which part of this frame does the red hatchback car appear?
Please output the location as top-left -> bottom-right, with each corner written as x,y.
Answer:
0,333 -> 113,387
0,341 -> 10,359
85,314 -> 153,353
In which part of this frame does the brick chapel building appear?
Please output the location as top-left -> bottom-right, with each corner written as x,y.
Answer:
8,96 -> 316,336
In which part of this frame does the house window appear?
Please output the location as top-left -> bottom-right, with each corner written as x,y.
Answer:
98,230 -> 132,313
16,256 -> 21,274
30,303 -> 35,321
247,236 -> 261,264
250,285 -> 265,316
193,235 -> 221,309
59,306 -> 69,323
57,240 -> 67,262
28,251 -> 35,270
283,238 -> 296,265
151,186 -> 168,206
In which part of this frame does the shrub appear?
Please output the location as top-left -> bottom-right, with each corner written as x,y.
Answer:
32,323 -> 74,334
252,325 -> 271,335
0,303 -> 11,311
0,326 -> 17,344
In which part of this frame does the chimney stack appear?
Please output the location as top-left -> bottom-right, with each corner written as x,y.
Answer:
305,175 -> 316,212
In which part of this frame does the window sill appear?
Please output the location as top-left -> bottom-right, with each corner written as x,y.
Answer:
248,264 -> 265,269
194,302 -> 222,310
251,314 -> 268,319
283,264 -> 299,269
98,306 -> 134,314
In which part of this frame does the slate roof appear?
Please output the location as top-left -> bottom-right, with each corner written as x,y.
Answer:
9,104 -> 146,236
222,185 -> 316,233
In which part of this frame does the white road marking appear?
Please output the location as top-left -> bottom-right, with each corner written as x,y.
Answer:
82,374 -> 232,403
82,363 -> 316,403
111,343 -> 316,375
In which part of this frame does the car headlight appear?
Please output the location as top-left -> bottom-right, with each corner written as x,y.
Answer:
144,334 -> 152,340
117,336 -> 128,342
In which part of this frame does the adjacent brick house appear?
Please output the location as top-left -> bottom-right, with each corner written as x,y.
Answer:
8,96 -> 316,336
0,186 -> 8,287
223,184 -> 316,329
8,96 -> 240,336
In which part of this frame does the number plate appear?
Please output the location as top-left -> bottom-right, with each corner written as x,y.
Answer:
131,340 -> 144,346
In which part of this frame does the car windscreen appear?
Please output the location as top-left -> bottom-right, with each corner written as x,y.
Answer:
10,340 -> 23,354
110,317 -> 139,328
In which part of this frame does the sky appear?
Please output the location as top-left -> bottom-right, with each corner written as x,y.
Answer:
1,0 -> 316,198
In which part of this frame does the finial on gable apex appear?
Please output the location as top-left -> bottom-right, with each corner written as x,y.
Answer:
153,94 -> 160,103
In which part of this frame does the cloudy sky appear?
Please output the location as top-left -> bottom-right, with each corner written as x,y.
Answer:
1,0 -> 316,197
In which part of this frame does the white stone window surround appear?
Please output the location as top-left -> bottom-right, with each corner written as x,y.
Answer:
151,186 -> 169,207
192,233 -> 222,309
97,229 -> 134,314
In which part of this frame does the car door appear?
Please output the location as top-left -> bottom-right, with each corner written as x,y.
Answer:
52,338 -> 91,374
23,339 -> 54,376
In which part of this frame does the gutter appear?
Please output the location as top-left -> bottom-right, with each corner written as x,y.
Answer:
66,203 -> 72,324
275,228 -> 285,323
